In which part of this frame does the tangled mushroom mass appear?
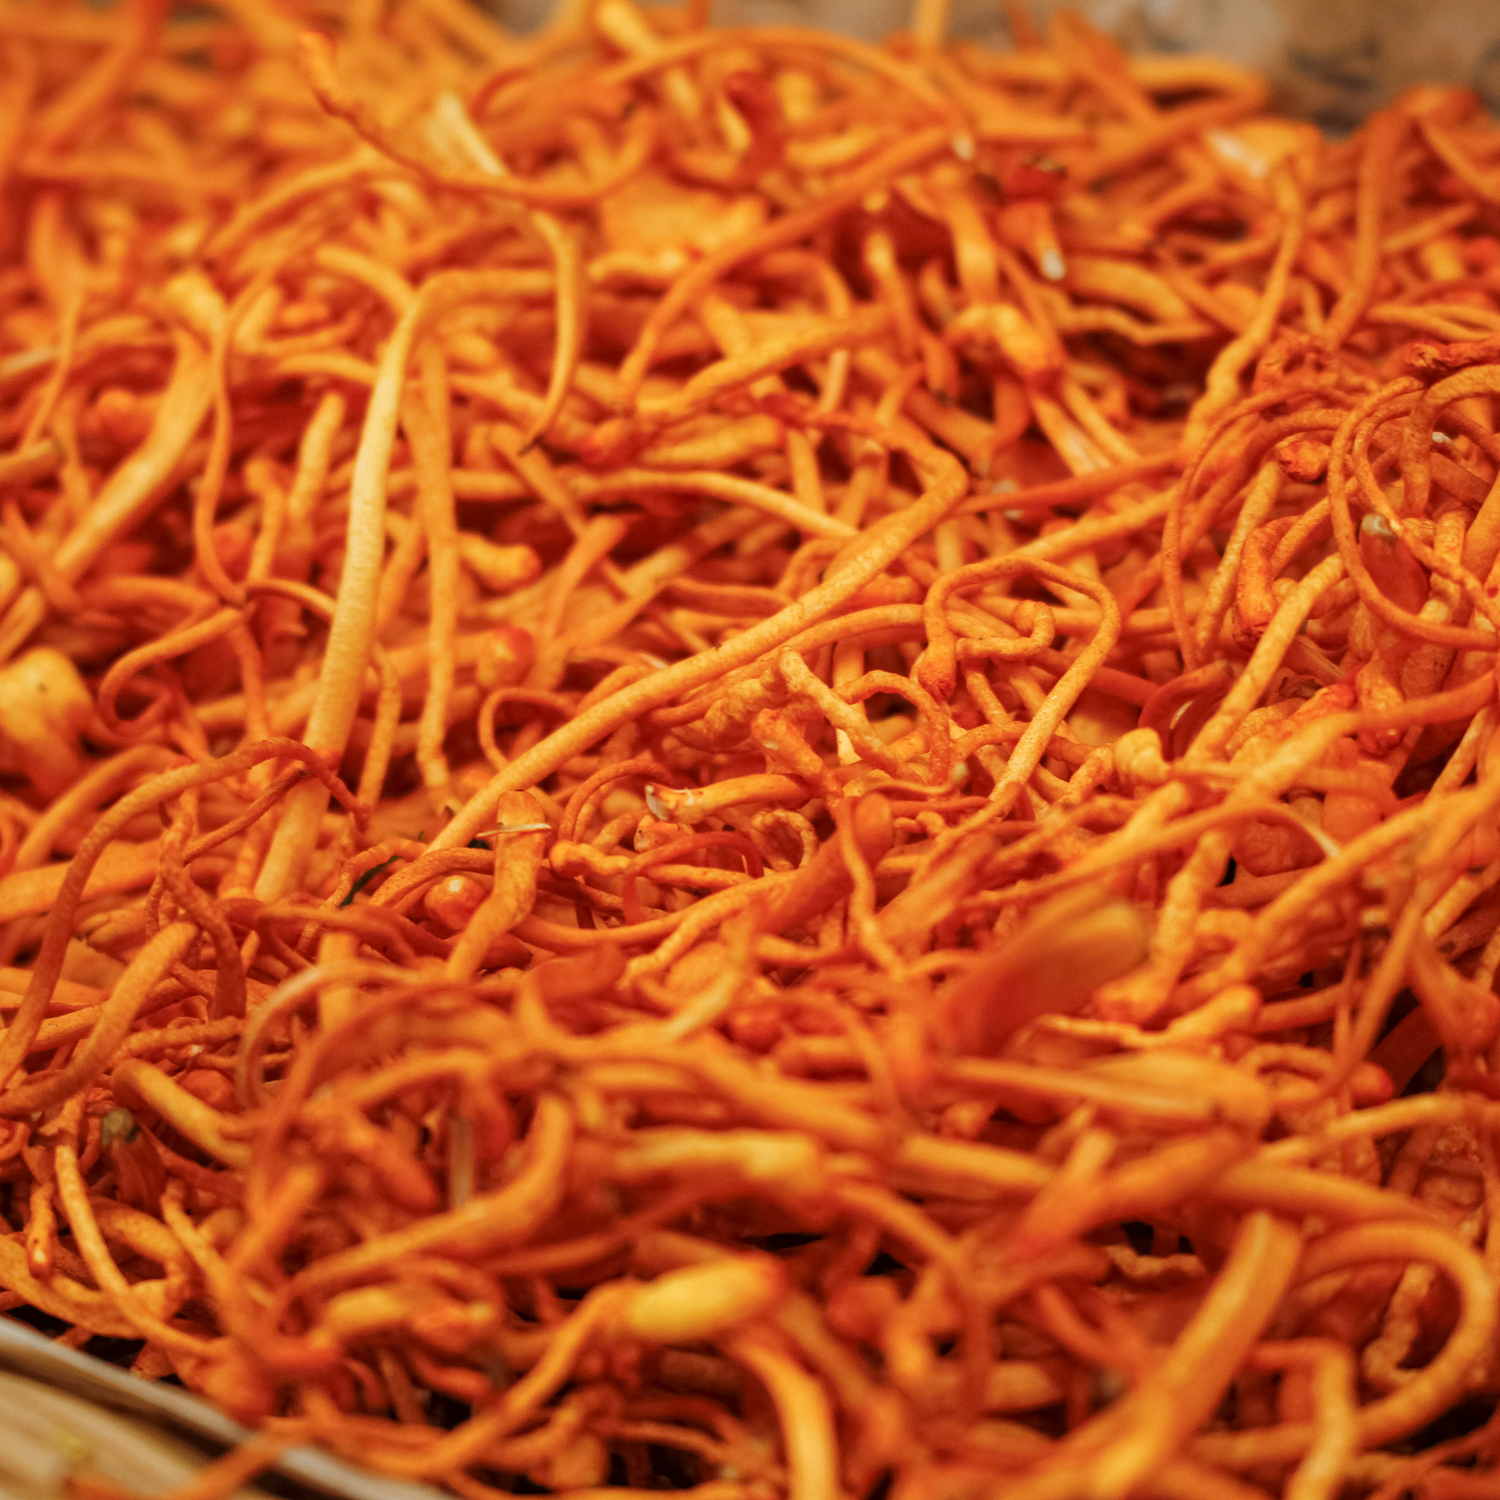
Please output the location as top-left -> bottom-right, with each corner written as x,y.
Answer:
9,0 -> 1500,1496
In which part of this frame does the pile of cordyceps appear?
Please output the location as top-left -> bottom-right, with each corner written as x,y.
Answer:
2,0 -> 1500,1497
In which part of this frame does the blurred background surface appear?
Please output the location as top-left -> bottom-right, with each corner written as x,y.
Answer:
489,0 -> 1500,133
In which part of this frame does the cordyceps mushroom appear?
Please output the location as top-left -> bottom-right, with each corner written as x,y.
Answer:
0,647 -> 92,798
941,885 -> 1151,1054
99,1108 -> 167,1214
18,1 -> 1500,1495
613,1256 -> 790,1344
